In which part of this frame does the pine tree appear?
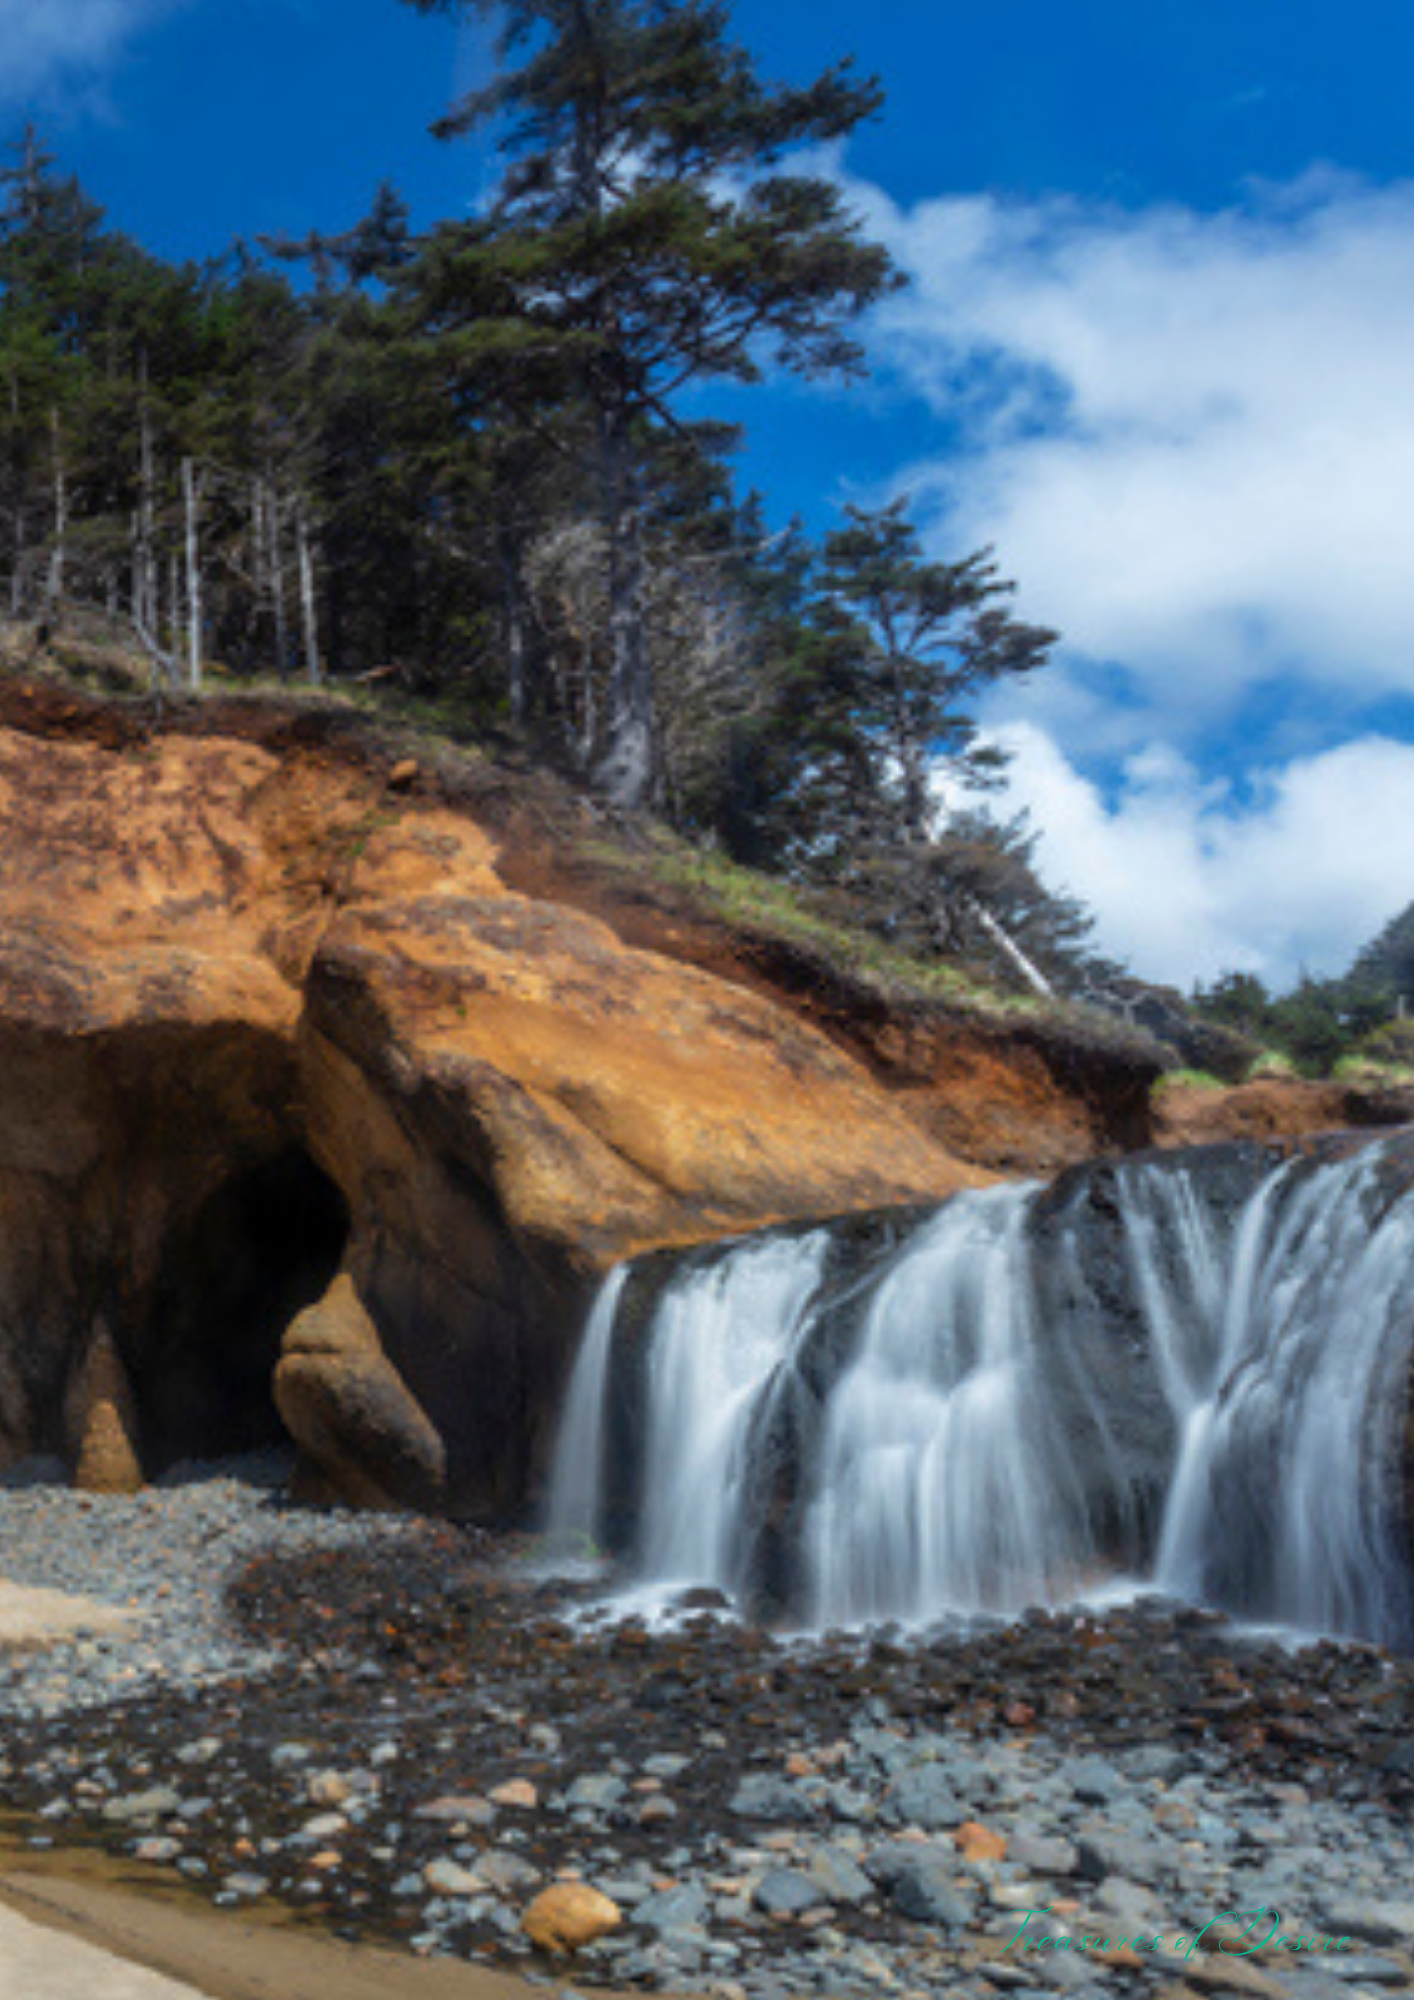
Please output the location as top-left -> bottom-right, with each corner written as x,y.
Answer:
398,0 -> 899,809
813,500 -> 1056,848
1345,902 -> 1414,1019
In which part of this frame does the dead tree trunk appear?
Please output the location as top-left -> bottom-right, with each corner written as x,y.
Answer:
269,481 -> 289,678
134,365 -> 168,684
46,405 -> 67,617
593,398 -> 655,810
968,898 -> 1056,1000
182,456 -> 202,692
7,376 -> 25,618
297,506 -> 320,685
499,520 -> 532,726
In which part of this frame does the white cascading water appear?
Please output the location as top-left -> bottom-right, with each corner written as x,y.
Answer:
543,1265 -> 629,1556
1134,1151 -> 1414,1640
544,1141 -> 1414,1643
803,1185 -> 1092,1624
633,1231 -> 827,1595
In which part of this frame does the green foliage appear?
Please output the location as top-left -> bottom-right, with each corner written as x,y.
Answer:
1193,906 -> 1414,1080
620,840 -> 1050,1013
1346,901 -> 1414,1019
1191,970 -> 1275,1038
1355,1016 -> 1414,1072
395,0 -> 899,807
0,7 -> 1103,1001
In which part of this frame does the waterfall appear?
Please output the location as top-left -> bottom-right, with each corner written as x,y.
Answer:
804,1186 -> 1094,1625
544,1137 -> 1414,1644
632,1232 -> 827,1593
544,1266 -> 628,1557
1140,1151 -> 1414,1640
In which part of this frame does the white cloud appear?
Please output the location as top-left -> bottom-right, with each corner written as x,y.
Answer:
990,721 -> 1414,989
852,170 -> 1414,738
0,0 -> 185,105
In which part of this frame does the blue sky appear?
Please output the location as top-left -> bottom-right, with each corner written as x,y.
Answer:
8,0 -> 1414,988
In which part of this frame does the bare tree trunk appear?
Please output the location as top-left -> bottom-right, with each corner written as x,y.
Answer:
593,400 -> 655,810
577,637 -> 597,769
46,405 -> 66,617
182,456 -> 202,692
135,363 -> 164,679
251,479 -> 264,605
968,898 -> 1056,999
8,512 -> 23,618
250,477 -> 266,667
130,509 -> 143,631
297,506 -> 320,685
499,519 -> 531,726
269,482 -> 289,678
133,599 -> 179,692
7,376 -> 24,618
131,435 -> 176,696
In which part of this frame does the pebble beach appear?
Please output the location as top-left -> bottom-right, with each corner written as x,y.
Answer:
1,1459 -> 1413,2000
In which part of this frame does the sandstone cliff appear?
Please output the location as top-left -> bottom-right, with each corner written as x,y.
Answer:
0,672 -> 1215,1511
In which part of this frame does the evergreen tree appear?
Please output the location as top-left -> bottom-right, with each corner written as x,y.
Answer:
1191,970 -> 1276,1039
813,500 -> 1056,848
1345,901 -> 1414,1019
398,0 -> 899,809
735,498 -> 1061,983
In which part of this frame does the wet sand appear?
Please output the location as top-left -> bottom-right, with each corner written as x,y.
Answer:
0,1839 -> 637,2000
0,1580 -> 138,1649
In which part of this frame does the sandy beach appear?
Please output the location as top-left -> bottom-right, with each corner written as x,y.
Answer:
0,1839 -> 605,2000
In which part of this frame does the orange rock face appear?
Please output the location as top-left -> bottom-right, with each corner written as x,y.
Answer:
0,677 -> 1163,1510
274,1275 -> 446,1510
1153,1076 -> 1414,1150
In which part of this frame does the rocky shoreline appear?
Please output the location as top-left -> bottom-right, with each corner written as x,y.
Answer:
1,1463 -> 1413,2000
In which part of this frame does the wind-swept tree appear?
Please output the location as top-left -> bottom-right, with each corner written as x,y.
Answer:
398,0 -> 899,809
769,499 -> 1063,988
813,500 -> 1056,843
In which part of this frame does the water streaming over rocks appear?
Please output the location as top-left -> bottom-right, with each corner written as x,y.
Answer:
547,1134 -> 1414,1644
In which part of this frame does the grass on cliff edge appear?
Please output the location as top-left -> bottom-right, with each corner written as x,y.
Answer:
624,840 -> 1045,1018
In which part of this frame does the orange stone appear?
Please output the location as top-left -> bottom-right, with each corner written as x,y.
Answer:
490,1778 -> 539,1809
522,1883 -> 623,1955
954,1821 -> 1008,1863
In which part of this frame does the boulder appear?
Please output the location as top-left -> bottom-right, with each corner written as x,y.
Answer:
65,1323 -> 143,1495
521,1882 -> 622,1954
274,1275 -> 445,1510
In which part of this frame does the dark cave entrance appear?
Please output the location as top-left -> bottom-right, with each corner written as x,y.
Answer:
136,1149 -> 350,1471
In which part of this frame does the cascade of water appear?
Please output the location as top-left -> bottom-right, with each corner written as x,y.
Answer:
1116,1162 -> 1236,1424
634,1230 -> 827,1593
544,1138 -> 1414,1643
1147,1150 -> 1414,1640
803,1184 -> 1094,1625
543,1265 -> 629,1555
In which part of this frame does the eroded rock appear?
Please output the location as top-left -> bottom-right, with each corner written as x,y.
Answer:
274,1276 -> 445,1511
65,1323 -> 143,1495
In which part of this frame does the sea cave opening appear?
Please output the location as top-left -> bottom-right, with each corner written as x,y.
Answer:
135,1148 -> 350,1472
